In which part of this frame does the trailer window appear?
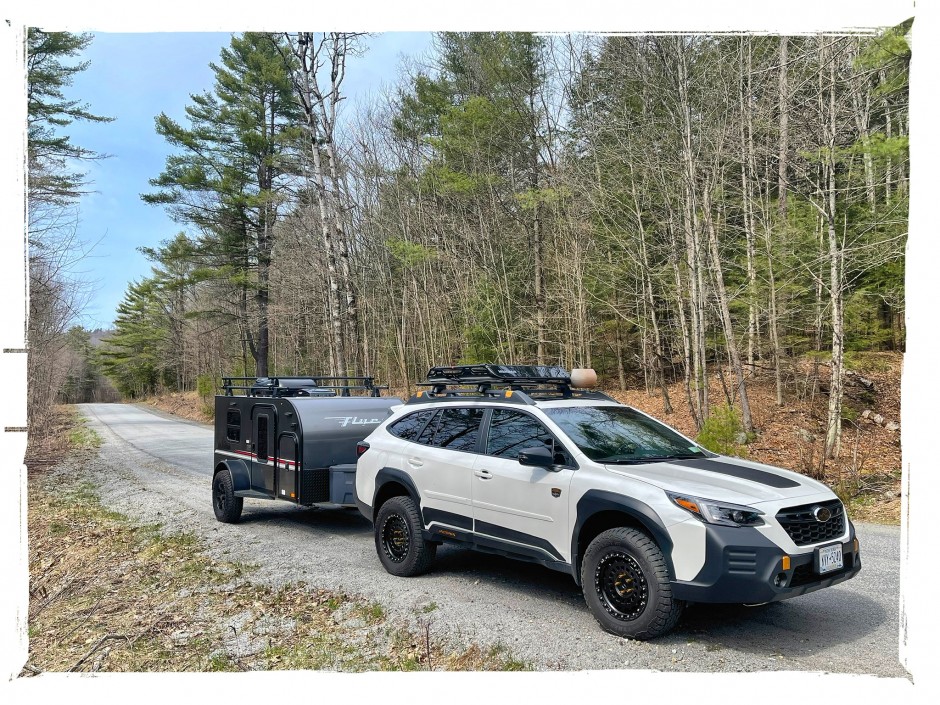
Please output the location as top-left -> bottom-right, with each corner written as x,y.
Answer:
226,410 -> 241,442
257,416 -> 269,461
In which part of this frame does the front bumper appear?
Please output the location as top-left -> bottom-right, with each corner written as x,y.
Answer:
670,521 -> 861,604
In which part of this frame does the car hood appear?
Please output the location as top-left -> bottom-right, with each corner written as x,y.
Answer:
604,455 -> 831,505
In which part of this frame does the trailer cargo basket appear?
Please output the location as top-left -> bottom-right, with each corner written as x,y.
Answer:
221,375 -> 388,398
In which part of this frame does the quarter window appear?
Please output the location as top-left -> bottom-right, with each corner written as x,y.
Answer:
416,410 -> 441,444
388,410 -> 436,441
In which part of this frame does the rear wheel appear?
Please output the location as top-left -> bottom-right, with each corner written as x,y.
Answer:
581,527 -> 683,640
212,471 -> 243,523
374,496 -> 436,576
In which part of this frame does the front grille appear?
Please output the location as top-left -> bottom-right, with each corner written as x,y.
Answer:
776,499 -> 845,546
790,552 -> 855,587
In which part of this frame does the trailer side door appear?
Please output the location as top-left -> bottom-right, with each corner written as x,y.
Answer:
251,405 -> 277,495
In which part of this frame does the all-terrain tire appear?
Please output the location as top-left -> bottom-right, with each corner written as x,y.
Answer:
374,495 -> 436,577
581,527 -> 684,640
212,470 -> 243,523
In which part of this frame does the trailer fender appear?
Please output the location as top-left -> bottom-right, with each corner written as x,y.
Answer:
215,459 -> 251,493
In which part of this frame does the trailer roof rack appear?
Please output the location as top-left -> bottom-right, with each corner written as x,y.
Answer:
407,364 -> 614,405
221,375 -> 388,398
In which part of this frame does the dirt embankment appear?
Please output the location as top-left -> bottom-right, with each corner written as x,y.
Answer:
606,352 -> 902,523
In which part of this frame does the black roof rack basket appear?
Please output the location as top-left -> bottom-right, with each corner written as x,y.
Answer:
409,364 -> 613,404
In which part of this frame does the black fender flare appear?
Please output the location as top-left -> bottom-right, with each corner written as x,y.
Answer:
571,490 -> 676,585
372,467 -> 422,520
214,458 -> 251,493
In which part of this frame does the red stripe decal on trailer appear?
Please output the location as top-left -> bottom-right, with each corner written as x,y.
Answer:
224,449 -> 297,467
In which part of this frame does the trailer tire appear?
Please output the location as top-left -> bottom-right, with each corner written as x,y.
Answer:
374,496 -> 435,577
581,527 -> 683,640
213,470 -> 243,523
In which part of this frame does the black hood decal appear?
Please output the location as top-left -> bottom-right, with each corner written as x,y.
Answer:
670,457 -> 801,488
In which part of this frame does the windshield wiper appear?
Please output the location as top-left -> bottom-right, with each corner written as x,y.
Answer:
597,453 -> 704,464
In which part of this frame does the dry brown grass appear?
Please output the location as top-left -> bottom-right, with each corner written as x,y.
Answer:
25,405 -> 84,472
140,391 -> 213,424
24,411 -> 527,674
605,352 -> 903,524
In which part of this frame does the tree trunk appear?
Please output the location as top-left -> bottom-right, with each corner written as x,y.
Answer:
703,185 -> 753,434
823,40 -> 845,460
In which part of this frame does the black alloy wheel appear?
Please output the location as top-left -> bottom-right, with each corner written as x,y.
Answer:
381,513 -> 411,563
581,527 -> 683,640
212,471 -> 243,523
595,550 -> 650,621
373,495 -> 436,577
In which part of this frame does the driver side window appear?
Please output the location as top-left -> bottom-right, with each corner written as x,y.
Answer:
485,409 -> 570,465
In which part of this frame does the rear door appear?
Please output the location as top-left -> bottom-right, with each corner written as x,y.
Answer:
395,406 -> 484,533
251,405 -> 276,495
471,408 -> 575,562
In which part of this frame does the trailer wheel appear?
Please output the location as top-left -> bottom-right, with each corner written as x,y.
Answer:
213,471 -> 243,523
374,496 -> 436,577
580,527 -> 683,640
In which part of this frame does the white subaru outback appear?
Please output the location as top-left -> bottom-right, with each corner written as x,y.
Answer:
355,364 -> 861,639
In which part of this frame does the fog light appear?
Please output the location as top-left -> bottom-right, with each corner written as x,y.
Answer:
774,572 -> 787,587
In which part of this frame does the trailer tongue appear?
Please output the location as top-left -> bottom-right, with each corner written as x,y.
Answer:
211,375 -> 401,523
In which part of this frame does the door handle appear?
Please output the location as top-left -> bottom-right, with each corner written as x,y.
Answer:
474,469 -> 492,480
407,457 -> 424,468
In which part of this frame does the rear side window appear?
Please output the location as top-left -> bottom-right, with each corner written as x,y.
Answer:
429,408 -> 484,452
388,410 -> 436,441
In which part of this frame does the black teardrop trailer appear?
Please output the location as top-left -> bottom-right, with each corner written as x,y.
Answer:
211,376 -> 402,522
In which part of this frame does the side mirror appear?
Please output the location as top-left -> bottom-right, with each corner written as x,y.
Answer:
518,446 -> 556,469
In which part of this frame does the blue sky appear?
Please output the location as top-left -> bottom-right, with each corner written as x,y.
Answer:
66,32 -> 434,329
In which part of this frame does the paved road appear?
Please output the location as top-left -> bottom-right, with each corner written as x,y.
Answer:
76,402 -> 908,676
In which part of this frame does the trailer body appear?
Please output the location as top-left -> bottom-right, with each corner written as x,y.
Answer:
212,377 -> 401,511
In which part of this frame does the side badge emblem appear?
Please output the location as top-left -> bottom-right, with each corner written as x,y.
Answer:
551,488 -> 561,498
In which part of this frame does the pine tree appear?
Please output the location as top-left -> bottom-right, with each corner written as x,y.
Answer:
142,32 -> 302,377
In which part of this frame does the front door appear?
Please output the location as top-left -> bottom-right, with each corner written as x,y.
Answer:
471,408 -> 575,563
251,406 -> 276,494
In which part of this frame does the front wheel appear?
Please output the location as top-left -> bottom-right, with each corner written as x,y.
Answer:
374,496 -> 436,577
212,471 -> 243,523
581,527 -> 683,640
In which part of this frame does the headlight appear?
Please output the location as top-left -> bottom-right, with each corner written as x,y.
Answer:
667,492 -> 764,527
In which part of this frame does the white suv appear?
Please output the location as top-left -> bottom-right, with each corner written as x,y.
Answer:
355,365 -> 861,639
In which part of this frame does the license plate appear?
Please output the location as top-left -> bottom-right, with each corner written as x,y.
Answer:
816,543 -> 844,574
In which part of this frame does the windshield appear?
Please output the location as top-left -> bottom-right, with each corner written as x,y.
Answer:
544,406 -> 708,463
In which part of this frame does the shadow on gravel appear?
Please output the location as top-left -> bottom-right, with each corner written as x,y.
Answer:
673,593 -> 892,657
237,504 -> 373,532
230,503 -> 894,664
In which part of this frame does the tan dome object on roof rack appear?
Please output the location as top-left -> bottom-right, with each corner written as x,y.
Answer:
570,368 -> 597,388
